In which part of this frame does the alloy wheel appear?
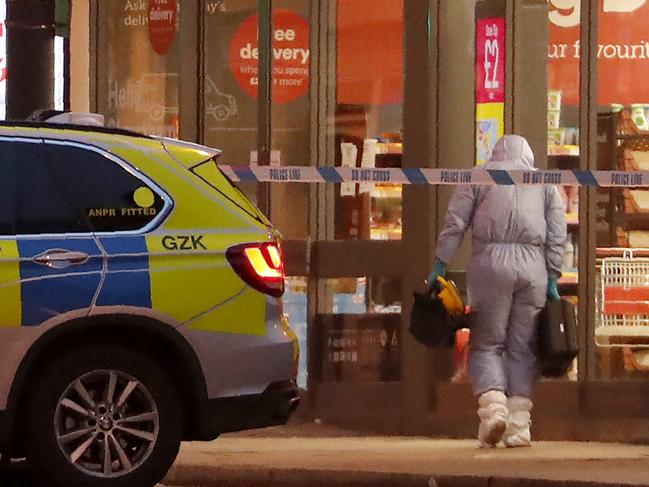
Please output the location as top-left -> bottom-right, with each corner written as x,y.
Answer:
53,369 -> 160,478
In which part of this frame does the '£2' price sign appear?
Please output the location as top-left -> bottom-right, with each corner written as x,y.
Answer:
476,17 -> 505,104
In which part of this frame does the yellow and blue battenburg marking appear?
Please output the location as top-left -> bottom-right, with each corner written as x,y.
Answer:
18,238 -> 103,326
96,236 -> 152,309
0,232 -> 266,335
0,240 -> 21,328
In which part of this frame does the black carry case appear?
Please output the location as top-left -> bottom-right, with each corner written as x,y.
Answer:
409,290 -> 462,348
538,299 -> 578,377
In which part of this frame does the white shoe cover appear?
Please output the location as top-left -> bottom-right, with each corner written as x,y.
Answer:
503,396 -> 533,448
477,390 -> 509,448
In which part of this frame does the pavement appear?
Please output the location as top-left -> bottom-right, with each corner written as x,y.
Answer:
3,421 -> 648,486
163,420 -> 649,487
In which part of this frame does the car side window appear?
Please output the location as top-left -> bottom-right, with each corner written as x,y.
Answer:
0,140 -> 165,236
0,141 -> 18,235
41,143 -> 165,233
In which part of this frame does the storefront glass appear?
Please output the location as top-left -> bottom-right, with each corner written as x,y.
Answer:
202,0 -> 258,203
269,0 -> 311,239
318,277 -> 401,383
591,0 -> 649,379
101,0 -> 182,138
333,0 -> 403,240
546,0 -> 582,380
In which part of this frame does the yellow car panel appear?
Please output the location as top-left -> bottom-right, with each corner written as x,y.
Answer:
0,240 -> 21,328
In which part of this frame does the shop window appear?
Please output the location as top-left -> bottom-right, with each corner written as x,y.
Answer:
314,278 -> 401,383
333,1 -> 404,241
321,277 -> 401,315
202,0 -> 258,205
269,1 -> 311,240
544,1 -> 583,380
589,0 -> 649,379
101,0 -> 181,138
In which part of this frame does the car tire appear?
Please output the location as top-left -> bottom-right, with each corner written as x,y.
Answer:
25,345 -> 182,487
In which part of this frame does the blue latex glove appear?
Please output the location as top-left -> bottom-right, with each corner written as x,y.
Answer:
547,277 -> 560,301
426,259 -> 447,287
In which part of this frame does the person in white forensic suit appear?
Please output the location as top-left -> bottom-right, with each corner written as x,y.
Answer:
427,135 -> 567,448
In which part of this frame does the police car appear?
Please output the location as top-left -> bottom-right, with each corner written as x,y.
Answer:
0,112 -> 299,487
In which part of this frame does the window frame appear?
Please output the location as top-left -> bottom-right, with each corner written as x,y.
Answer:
0,135 -> 174,239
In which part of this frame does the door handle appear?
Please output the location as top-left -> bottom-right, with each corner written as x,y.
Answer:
32,249 -> 90,269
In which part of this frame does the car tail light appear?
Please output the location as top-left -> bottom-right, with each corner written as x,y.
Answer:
226,242 -> 285,297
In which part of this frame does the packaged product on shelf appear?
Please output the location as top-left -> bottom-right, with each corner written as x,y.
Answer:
631,104 -> 649,131
566,186 -> 579,214
548,110 -> 561,130
626,189 -> 649,213
564,127 -> 579,145
627,231 -> 649,248
548,129 -> 565,146
624,150 -> 649,171
548,90 -> 562,111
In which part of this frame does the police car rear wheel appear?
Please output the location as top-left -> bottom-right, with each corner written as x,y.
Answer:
26,345 -> 182,487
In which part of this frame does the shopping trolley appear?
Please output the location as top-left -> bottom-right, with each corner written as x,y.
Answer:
596,249 -> 649,347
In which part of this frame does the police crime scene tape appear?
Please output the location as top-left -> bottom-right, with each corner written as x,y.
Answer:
218,165 -> 649,187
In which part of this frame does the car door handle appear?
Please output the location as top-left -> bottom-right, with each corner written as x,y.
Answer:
32,249 -> 90,269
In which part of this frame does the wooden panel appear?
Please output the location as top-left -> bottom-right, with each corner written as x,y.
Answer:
311,240 -> 404,278
283,239 -> 308,276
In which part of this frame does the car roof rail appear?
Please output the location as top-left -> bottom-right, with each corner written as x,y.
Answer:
31,110 -> 106,127
0,111 -> 153,139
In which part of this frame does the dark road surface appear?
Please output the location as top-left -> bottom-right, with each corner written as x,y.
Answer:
0,463 -> 186,487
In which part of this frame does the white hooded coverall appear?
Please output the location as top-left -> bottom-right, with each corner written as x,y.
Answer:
436,135 -> 567,398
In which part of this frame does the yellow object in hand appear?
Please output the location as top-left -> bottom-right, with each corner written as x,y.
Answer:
436,276 -> 465,315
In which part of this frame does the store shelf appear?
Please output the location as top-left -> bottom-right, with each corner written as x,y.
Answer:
370,185 -> 402,200
559,271 -> 578,296
376,142 -> 403,154
548,145 -> 580,157
559,271 -> 578,286
370,227 -> 402,240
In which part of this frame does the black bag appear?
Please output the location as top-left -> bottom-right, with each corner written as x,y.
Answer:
409,290 -> 457,348
537,299 -> 578,377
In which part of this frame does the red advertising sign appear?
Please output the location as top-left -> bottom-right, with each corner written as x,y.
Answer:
548,0 -> 649,105
228,10 -> 310,104
476,17 -> 506,104
148,0 -> 178,55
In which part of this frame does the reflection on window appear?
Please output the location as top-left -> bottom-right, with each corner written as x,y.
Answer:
284,276 -> 307,389
203,0 -> 258,205
102,0 -> 180,137
319,312 -> 400,383
333,1 -> 403,240
324,277 -> 401,314
316,277 -> 401,382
